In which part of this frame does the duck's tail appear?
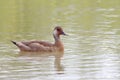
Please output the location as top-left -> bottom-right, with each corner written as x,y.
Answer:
11,41 -> 17,45
11,41 -> 31,51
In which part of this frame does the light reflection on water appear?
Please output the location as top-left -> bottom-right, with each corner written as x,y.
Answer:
0,52 -> 64,80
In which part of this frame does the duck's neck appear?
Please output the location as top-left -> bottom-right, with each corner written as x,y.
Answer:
53,34 -> 64,51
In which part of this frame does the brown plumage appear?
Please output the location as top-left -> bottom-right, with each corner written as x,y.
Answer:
11,26 -> 67,52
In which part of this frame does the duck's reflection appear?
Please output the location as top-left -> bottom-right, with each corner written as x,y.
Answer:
18,51 -> 64,74
54,52 -> 64,74
54,57 -> 64,73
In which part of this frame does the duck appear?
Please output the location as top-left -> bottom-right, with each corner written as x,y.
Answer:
11,26 -> 67,52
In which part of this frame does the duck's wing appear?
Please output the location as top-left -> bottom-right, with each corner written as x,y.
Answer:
21,40 -> 54,47
12,40 -> 54,51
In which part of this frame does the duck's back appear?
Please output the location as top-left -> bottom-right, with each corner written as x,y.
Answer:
12,40 -> 56,52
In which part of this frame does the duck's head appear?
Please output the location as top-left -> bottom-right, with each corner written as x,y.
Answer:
53,26 -> 67,40
53,26 -> 67,36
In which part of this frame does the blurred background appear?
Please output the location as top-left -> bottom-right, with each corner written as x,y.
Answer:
0,0 -> 120,80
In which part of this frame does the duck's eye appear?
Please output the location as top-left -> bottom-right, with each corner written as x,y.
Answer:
57,28 -> 61,31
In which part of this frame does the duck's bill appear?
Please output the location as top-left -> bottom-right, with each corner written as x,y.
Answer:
62,31 -> 68,36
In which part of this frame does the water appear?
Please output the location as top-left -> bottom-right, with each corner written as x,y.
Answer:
0,0 -> 120,80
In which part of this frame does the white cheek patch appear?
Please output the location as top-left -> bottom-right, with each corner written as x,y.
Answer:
53,30 -> 59,40
53,30 -> 57,36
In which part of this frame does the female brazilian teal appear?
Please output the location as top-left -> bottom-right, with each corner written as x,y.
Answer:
12,26 -> 67,52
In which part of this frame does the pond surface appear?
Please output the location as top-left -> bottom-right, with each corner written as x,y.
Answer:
0,0 -> 120,80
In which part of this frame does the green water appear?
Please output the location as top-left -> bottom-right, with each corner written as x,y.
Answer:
0,0 -> 120,80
